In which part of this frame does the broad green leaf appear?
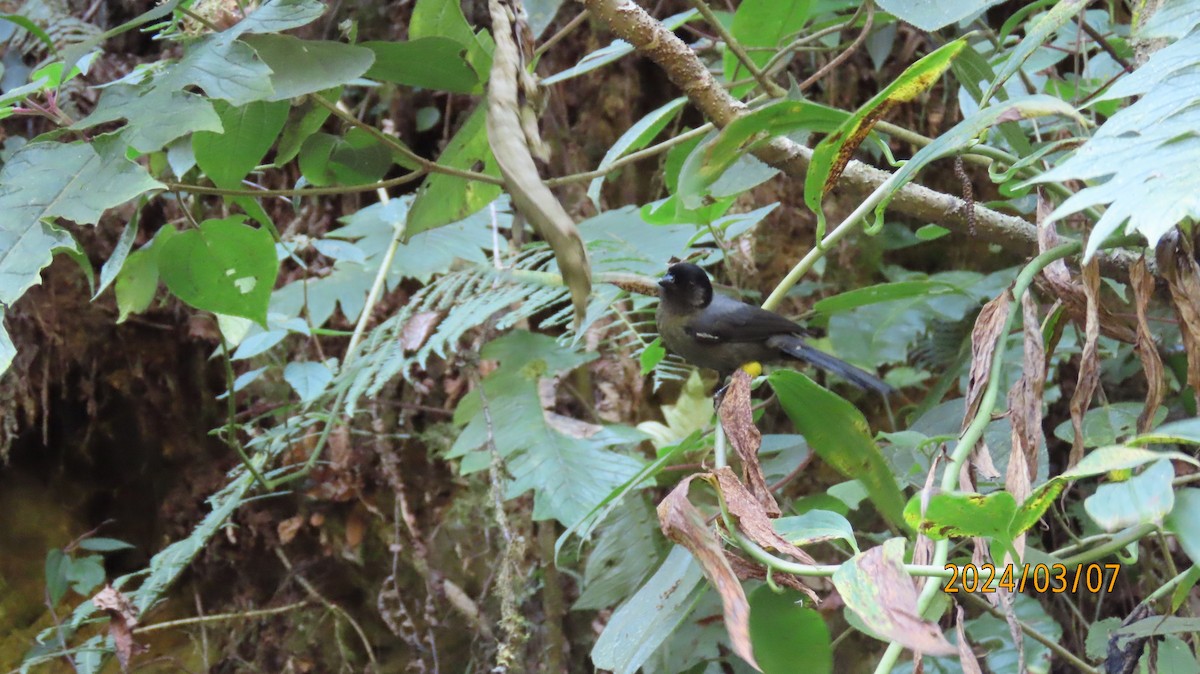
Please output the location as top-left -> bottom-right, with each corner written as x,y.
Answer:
1084,459 -> 1175,531
872,95 -> 1083,230
903,490 -> 1017,560
299,129 -> 392,187
241,34 -> 374,101
677,100 -> 863,209
1165,489 -> 1200,568
591,546 -> 704,674
770,370 -> 905,528
981,0 -> 1088,103
229,0 -> 327,36
805,39 -> 966,232
588,97 -> 686,209
232,329 -> 288,360
73,83 -> 222,155
1053,402 -> 1165,448
874,0 -> 1005,31
0,138 -> 163,308
724,0 -> 812,96
406,104 -> 502,237
639,338 -> 666,376
814,280 -> 965,314
274,88 -> 338,166
448,331 -> 644,525
157,217 -> 279,325
193,99 -> 290,189
363,38 -> 479,93
542,10 -> 697,85
283,360 -> 334,402
1140,1 -> 1200,39
409,0 -> 491,78
749,585 -> 832,674
164,34 -> 275,105
1063,445 -> 1199,479
95,208 -> 141,300
65,555 -> 105,596
773,509 -> 859,553
115,248 -> 160,323
574,497 -> 665,610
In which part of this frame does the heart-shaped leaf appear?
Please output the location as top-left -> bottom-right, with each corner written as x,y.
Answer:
158,216 -> 278,325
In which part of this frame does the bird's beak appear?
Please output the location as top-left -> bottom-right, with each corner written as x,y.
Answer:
658,273 -> 674,288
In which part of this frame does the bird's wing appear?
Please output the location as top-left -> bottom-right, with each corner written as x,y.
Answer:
685,294 -> 807,343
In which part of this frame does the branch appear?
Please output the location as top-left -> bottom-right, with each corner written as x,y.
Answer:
579,0 -> 1142,279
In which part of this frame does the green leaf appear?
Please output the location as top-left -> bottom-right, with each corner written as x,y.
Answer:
274,88 -> 338,166
65,555 -> 105,596
408,0 -> 491,78
874,0 -> 1005,31
588,97 -> 686,209
299,129 -> 393,186
449,331 -> 644,525
903,490 -> 1017,560
77,537 -> 135,552
1028,34 -> 1200,260
95,208 -> 141,300
1084,459 -> 1175,531
163,34 -> 275,105
749,585 -> 832,674
814,280 -> 964,314
283,360 -> 334,402
363,38 -> 479,93
193,99 -> 290,189
805,39 -> 966,231
45,548 -> 69,605
591,546 -> 704,674
72,83 -> 222,153
1129,417 -> 1200,446
773,509 -> 859,553
677,99 -> 858,209
542,10 -> 698,85
574,497 -> 665,610
981,0 -> 1088,103
724,0 -> 813,96
1053,402 -> 1165,448
0,138 -> 163,308
157,216 -> 279,325
115,248 -> 160,323
1165,489 -> 1200,569
639,337 -> 666,376
770,370 -> 905,528
241,34 -> 375,101
406,104 -> 502,237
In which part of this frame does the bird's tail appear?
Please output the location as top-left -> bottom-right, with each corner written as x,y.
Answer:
771,336 -> 893,395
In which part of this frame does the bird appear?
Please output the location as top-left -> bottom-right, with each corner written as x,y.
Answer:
655,262 -> 892,395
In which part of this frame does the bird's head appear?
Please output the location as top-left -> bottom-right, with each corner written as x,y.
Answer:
658,262 -> 713,309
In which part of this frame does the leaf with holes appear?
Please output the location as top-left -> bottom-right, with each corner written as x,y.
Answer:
157,217 -> 279,325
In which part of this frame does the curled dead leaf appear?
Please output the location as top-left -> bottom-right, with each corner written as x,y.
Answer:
93,584 -> 146,671
400,311 -> 442,352
657,473 -> 760,670
709,467 -> 818,572
1157,229 -> 1200,410
718,370 -> 779,516
1068,260 -> 1102,468
1131,258 -> 1166,433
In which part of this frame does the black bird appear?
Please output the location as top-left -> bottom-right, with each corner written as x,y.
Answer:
655,262 -> 892,395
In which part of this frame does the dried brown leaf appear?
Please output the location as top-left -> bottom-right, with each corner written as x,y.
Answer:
718,370 -> 779,516
93,584 -> 146,671
1006,290 -> 1044,524
657,474 -> 759,670
1131,258 -> 1166,433
963,292 -> 1012,430
1157,229 -> 1200,411
1068,260 -> 1102,468
400,311 -> 442,352
710,467 -> 818,569
956,605 -> 985,674
833,539 -> 955,656
277,515 -> 304,545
